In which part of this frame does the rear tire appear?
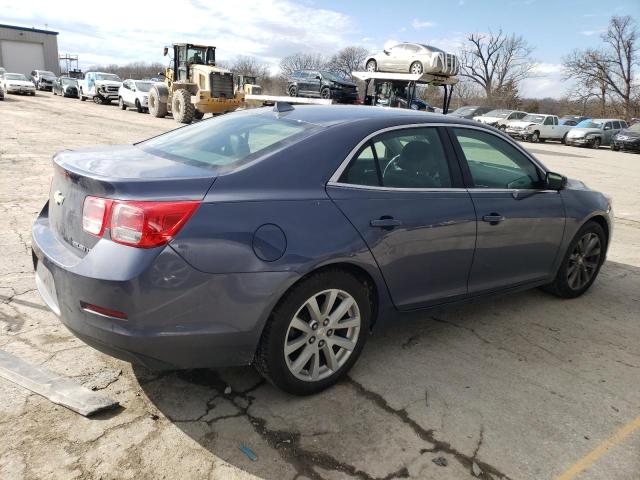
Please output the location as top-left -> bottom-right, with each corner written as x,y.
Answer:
254,269 -> 371,395
148,87 -> 167,118
172,89 -> 195,124
561,133 -> 568,145
542,221 -> 606,298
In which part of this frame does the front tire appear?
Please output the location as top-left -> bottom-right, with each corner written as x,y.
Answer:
542,221 -> 606,298
592,137 -> 601,149
289,85 -> 298,97
255,269 -> 371,395
531,131 -> 540,143
320,87 -> 331,100
148,88 -> 167,117
365,60 -> 377,72
135,99 -> 144,113
119,97 -> 127,110
172,89 -> 195,124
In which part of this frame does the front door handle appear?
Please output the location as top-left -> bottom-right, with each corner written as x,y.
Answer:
370,217 -> 403,229
482,213 -> 505,225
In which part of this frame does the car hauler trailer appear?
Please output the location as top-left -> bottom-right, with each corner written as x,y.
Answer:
244,94 -> 333,107
352,71 -> 458,114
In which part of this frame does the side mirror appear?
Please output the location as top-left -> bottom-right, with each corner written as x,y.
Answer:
315,75 -> 321,80
163,47 -> 169,56
604,125 -> 611,130
157,72 -> 165,77
545,171 -> 567,190
383,49 -> 390,55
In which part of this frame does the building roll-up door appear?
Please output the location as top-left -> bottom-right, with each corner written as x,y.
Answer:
1,40 -> 45,76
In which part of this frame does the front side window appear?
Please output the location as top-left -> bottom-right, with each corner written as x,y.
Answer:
543,116 -> 554,125
339,128 -> 452,189
613,121 -> 621,129
453,128 -> 542,189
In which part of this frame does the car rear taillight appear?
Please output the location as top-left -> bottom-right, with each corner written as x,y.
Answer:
82,196 -> 111,236
82,196 -> 200,248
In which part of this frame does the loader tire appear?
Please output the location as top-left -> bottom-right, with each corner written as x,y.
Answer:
148,87 -> 167,118
172,89 -> 195,124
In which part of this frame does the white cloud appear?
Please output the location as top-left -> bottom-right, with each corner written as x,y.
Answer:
531,63 -> 565,75
411,19 -> 436,30
2,0 -> 354,70
580,29 -> 606,36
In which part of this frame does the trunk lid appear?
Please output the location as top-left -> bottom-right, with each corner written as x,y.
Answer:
49,145 -> 215,255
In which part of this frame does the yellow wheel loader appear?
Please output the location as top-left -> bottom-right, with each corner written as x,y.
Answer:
149,44 -> 245,124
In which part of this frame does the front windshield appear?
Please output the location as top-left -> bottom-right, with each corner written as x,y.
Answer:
522,114 -> 545,123
140,111 -> 316,172
626,123 -> 640,133
577,120 -> 603,128
321,71 -> 347,82
486,110 -> 510,118
6,74 -> 27,81
135,81 -> 153,92
95,73 -> 122,82
61,78 -> 77,86
452,107 -> 477,116
187,47 -> 207,64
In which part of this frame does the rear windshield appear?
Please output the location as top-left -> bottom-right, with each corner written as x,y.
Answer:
139,111 -> 316,171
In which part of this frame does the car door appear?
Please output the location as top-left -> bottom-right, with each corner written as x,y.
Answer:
385,45 -> 404,71
307,71 -> 322,96
449,126 -> 565,293
602,121 -> 614,144
327,126 -> 477,309
542,115 -> 554,138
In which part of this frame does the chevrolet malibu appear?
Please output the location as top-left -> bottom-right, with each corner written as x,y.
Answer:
32,105 -> 612,395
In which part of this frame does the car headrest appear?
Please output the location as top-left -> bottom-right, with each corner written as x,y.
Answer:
398,141 -> 430,171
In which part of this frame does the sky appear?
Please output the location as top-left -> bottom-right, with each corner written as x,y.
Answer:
1,0 -> 638,98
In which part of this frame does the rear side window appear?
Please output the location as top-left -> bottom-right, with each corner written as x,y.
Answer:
453,128 -> 542,189
140,112 -> 315,171
613,121 -> 621,129
340,127 -> 452,189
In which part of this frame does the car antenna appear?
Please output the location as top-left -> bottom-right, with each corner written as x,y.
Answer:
273,102 -> 294,113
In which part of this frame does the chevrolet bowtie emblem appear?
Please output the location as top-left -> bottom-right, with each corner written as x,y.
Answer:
53,190 -> 65,206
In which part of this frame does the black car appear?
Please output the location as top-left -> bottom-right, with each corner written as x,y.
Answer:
611,122 -> 640,152
288,70 -> 358,103
449,106 -> 493,119
52,77 -> 79,98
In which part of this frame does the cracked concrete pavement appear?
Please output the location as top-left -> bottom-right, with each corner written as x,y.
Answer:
1,93 -> 639,480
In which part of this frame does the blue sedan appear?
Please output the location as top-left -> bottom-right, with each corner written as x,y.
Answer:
32,105 -> 612,395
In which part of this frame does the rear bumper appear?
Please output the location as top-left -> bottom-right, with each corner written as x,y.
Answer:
31,207 -> 296,370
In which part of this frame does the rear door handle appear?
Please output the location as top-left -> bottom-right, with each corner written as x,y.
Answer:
482,214 -> 505,224
370,217 -> 403,229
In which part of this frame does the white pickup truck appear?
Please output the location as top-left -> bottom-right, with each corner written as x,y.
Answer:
78,71 -> 123,104
505,114 -> 575,143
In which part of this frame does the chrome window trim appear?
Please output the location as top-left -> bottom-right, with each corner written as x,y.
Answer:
328,122 -> 548,185
326,182 -> 466,193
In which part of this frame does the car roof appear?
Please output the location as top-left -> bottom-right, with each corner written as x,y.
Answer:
257,104 -> 479,128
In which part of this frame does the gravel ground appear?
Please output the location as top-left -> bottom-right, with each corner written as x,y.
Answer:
1,92 -> 639,480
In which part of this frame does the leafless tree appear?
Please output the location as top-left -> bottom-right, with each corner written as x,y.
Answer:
279,52 -> 328,78
459,30 -> 535,103
563,49 -> 609,117
230,56 -> 271,81
326,46 -> 368,79
87,62 -> 165,80
600,16 -> 638,120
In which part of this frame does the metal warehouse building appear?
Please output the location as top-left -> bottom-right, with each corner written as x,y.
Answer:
0,24 -> 60,76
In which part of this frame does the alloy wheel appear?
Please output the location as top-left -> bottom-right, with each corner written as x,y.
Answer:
567,232 -> 601,290
284,289 -> 361,382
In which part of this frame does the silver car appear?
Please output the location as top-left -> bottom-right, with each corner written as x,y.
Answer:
565,118 -> 629,148
365,43 -> 459,76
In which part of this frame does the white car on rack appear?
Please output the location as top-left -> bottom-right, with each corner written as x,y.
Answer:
118,79 -> 155,113
505,114 -> 576,143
